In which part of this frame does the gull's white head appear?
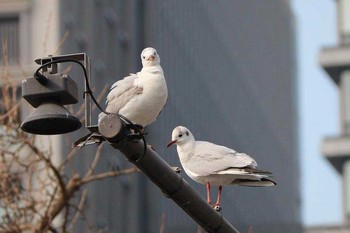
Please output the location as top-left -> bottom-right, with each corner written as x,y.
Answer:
141,47 -> 160,67
167,126 -> 194,148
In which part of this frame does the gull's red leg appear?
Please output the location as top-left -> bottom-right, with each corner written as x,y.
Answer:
206,182 -> 211,204
214,186 -> 222,207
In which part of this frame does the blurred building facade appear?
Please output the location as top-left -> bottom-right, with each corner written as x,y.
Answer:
0,0 -> 301,232
314,0 -> 350,233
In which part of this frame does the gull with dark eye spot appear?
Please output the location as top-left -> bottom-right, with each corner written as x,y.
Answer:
74,47 -> 168,147
100,47 -> 167,127
167,126 -> 276,211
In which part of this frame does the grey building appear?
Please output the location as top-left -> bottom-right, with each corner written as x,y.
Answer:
0,0 -> 300,232
315,0 -> 350,233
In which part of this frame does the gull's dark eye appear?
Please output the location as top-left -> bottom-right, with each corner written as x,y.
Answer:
178,133 -> 183,138
142,56 -> 145,59
186,131 -> 189,136
153,52 -> 156,56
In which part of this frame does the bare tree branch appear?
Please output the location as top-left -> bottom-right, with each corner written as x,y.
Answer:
0,27 -> 143,233
68,189 -> 88,232
0,102 -> 20,121
24,139 -> 68,203
159,214 -> 166,233
80,166 -> 139,185
83,144 -> 103,178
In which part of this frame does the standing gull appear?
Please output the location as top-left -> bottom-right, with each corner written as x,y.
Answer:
74,47 -> 168,147
167,126 -> 276,210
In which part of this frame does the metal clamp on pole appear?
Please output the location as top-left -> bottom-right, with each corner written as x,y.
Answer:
98,114 -> 240,233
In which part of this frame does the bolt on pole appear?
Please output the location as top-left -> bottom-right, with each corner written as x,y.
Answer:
98,114 -> 240,233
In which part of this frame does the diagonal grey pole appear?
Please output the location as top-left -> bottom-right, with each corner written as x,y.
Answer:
98,115 -> 240,233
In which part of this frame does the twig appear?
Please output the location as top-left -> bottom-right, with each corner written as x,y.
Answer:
42,184 -> 60,227
83,144 -> 103,178
0,99 -> 20,122
26,140 -> 67,193
68,189 -> 88,232
80,166 -> 139,185
63,204 -> 70,233
59,147 -> 79,172
53,31 -> 70,55
42,11 -> 52,55
36,174 -> 81,232
159,214 -> 166,233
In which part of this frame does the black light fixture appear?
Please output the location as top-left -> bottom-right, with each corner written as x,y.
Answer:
21,53 -> 92,135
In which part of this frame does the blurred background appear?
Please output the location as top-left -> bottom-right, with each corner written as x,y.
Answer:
0,0 -> 348,232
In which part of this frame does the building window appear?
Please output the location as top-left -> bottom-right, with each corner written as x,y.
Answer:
0,16 -> 20,65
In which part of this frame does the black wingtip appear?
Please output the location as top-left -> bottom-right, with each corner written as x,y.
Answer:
261,178 -> 277,186
233,178 -> 276,187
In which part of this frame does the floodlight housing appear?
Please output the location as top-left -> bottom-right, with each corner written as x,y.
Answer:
21,72 -> 81,135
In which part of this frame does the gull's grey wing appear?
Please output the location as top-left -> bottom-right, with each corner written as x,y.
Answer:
105,74 -> 139,105
98,74 -> 142,120
186,141 -> 258,176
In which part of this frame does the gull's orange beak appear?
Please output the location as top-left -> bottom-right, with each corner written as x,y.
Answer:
167,140 -> 177,148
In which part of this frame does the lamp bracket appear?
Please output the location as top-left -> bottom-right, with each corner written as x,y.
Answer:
34,53 -> 92,128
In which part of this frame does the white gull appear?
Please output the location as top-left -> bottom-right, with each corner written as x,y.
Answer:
167,126 -> 276,210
